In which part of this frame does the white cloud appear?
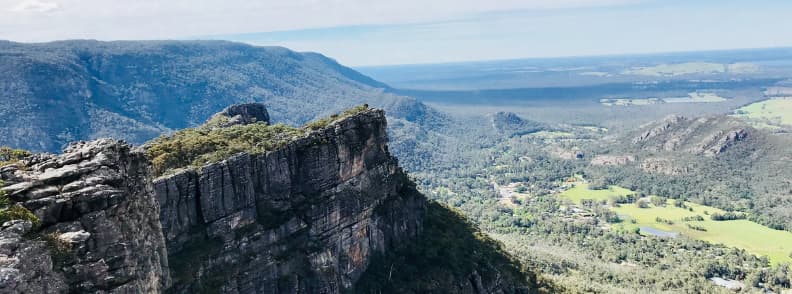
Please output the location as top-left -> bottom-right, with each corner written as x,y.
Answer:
9,0 -> 58,12
0,0 -> 639,41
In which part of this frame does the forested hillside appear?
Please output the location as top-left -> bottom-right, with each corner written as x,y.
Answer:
3,39 -> 792,292
586,115 -> 792,231
0,40 -> 446,167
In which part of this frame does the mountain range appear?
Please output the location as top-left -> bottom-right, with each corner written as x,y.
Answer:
0,40 -> 443,163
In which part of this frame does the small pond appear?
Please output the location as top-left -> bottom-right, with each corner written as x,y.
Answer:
639,227 -> 678,238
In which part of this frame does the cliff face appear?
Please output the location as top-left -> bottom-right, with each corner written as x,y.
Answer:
154,109 -> 425,293
0,139 -> 169,293
0,106 -> 530,293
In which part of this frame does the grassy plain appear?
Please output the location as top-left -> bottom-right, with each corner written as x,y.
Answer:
559,183 -> 634,203
559,183 -> 792,265
621,62 -> 758,77
733,97 -> 792,127
601,92 -> 727,106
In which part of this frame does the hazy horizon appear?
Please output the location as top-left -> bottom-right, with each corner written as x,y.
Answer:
3,0 -> 792,66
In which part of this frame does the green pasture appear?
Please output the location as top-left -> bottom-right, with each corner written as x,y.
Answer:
734,98 -> 792,127
559,184 -> 792,265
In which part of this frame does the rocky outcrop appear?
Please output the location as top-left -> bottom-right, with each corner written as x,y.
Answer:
0,220 -> 68,293
630,115 -> 754,156
640,157 -> 691,175
591,155 -> 635,166
207,103 -> 271,128
155,109 -> 425,293
0,139 -> 169,293
633,115 -> 687,145
0,106 -> 530,294
697,128 -> 749,156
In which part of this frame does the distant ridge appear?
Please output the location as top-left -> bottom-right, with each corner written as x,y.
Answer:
0,40 -> 437,154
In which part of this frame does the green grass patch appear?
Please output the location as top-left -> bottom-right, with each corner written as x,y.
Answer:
559,184 -> 792,265
558,183 -> 635,204
601,92 -> 726,106
0,180 -> 40,226
733,98 -> 792,128
0,147 -> 31,167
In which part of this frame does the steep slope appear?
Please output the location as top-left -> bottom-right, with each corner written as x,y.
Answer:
0,105 -> 533,293
0,40 -> 444,160
153,107 -> 426,293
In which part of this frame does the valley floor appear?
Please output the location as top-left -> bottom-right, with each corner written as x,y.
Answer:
557,182 -> 792,265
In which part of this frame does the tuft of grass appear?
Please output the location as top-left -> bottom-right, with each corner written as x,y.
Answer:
0,180 -> 40,227
0,147 -> 31,167
203,114 -> 231,129
41,232 -> 74,267
302,104 -> 369,131
0,205 -> 40,227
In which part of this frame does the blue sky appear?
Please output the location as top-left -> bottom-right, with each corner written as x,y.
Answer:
212,0 -> 792,66
2,0 -> 792,66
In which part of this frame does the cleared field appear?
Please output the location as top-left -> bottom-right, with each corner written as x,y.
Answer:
558,183 -> 634,203
526,131 -> 574,139
559,184 -> 792,265
600,98 -> 660,106
601,92 -> 726,106
622,62 -> 758,77
733,97 -> 792,127
664,92 -> 727,103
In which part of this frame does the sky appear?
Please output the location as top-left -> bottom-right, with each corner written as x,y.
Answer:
2,0 -> 792,66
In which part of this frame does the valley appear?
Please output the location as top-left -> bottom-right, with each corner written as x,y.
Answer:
365,49 -> 792,292
2,41 -> 792,293
3,1 -> 792,293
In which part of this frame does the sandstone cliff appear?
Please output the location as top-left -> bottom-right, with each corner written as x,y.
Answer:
0,105 -> 532,293
155,108 -> 425,293
0,140 -> 168,293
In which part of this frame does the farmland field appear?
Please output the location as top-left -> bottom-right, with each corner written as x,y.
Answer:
601,92 -> 727,106
558,183 -> 634,203
733,98 -> 792,127
621,62 -> 758,77
559,183 -> 792,265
